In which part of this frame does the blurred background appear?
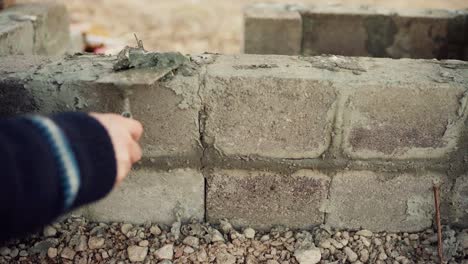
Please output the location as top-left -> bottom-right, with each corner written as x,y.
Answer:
17,0 -> 468,54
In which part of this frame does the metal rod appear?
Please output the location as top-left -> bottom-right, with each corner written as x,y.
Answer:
433,181 -> 444,264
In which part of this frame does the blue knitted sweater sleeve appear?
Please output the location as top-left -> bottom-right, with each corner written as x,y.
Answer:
0,112 -> 116,242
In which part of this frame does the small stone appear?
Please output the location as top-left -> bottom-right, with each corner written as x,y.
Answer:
220,219 -> 233,234
88,236 -> 105,249
409,234 -> 419,240
0,247 -> 10,256
183,236 -> 200,248
150,225 -> 162,236
10,248 -> 19,258
211,229 -> 225,242
457,231 -> 468,249
155,244 -> 174,260
76,235 -> 88,251
261,235 -> 270,242
184,246 -> 195,254
360,249 -> 369,263
61,247 -> 76,260
356,230 -> 373,237
267,260 -> 280,264
102,251 -> 109,259
19,250 -> 28,257
121,223 -> 133,235
294,248 -> 321,264
47,247 -> 58,258
139,240 -> 149,247
378,252 -> 388,260
319,240 -> 331,249
159,260 -> 173,264
244,228 -> 256,239
43,226 -> 57,237
127,245 -> 148,262
344,247 -> 358,262
216,252 -> 236,264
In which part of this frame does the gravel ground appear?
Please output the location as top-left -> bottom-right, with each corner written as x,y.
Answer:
0,215 -> 466,264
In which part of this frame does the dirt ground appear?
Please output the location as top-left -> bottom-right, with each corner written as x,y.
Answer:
19,0 -> 468,54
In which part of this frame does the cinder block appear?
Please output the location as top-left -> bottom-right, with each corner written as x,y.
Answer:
0,17 -> 33,55
342,81 -> 467,160
452,175 -> 468,227
244,3 -> 302,55
203,54 -> 337,159
83,168 -> 204,224
2,3 -> 70,55
326,171 -> 446,232
206,169 -> 330,230
301,5 -> 467,59
129,73 -> 202,164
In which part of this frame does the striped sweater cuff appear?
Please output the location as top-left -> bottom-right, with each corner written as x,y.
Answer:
26,116 -> 80,211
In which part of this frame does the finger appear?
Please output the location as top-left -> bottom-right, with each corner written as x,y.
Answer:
129,140 -> 142,164
120,117 -> 143,141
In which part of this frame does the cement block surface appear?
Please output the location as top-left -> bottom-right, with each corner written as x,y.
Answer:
342,83 -> 467,160
203,54 -> 337,159
129,73 -> 202,163
84,168 -> 204,224
452,175 -> 468,227
327,171 -> 446,232
207,169 -> 330,230
2,3 -> 70,55
0,16 -> 33,55
244,4 -> 302,55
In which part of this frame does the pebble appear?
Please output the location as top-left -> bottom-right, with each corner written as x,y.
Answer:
88,236 -> 105,249
61,247 -> 76,260
0,247 -> 10,256
360,249 -> 369,262
220,219 -> 233,234
150,225 -> 162,236
183,246 -> 195,254
409,234 -> 419,240
344,247 -> 358,262
356,230 -> 373,237
183,236 -> 200,248
10,248 -> 19,258
47,247 -> 58,258
244,228 -> 256,239
43,226 -> 57,237
127,245 -> 148,262
155,244 -> 174,260
19,250 -> 28,257
211,229 -> 225,242
76,235 -> 88,251
121,223 -> 133,235
139,240 -> 149,247
294,248 -> 321,264
378,252 -> 388,260
216,252 -> 236,264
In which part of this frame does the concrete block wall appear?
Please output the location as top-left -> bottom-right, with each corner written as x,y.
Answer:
0,53 -> 466,232
0,2 -> 70,56
244,3 -> 468,60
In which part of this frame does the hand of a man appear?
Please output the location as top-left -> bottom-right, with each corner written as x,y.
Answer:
90,113 -> 143,186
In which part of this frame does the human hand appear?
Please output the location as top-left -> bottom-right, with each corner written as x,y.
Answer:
89,113 -> 143,186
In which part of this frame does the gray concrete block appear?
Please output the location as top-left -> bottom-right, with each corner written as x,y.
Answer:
2,3 -> 70,55
300,5 -> 467,59
342,80 -> 467,160
207,169 -> 330,230
452,174 -> 468,228
203,54 -> 337,159
0,16 -> 33,55
83,168 -> 204,224
326,171 -> 447,232
244,3 -> 302,55
129,73 -> 202,164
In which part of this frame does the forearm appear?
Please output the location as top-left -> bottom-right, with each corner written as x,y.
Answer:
0,112 -> 116,242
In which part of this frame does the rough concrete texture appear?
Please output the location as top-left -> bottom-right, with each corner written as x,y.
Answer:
342,81 -> 467,160
203,54 -> 337,159
326,171 -> 447,232
0,2 -> 70,56
206,169 -> 330,230
0,16 -> 33,55
302,5 -> 468,59
452,175 -> 468,227
83,168 -> 204,224
244,3 -> 303,55
129,75 -> 202,164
